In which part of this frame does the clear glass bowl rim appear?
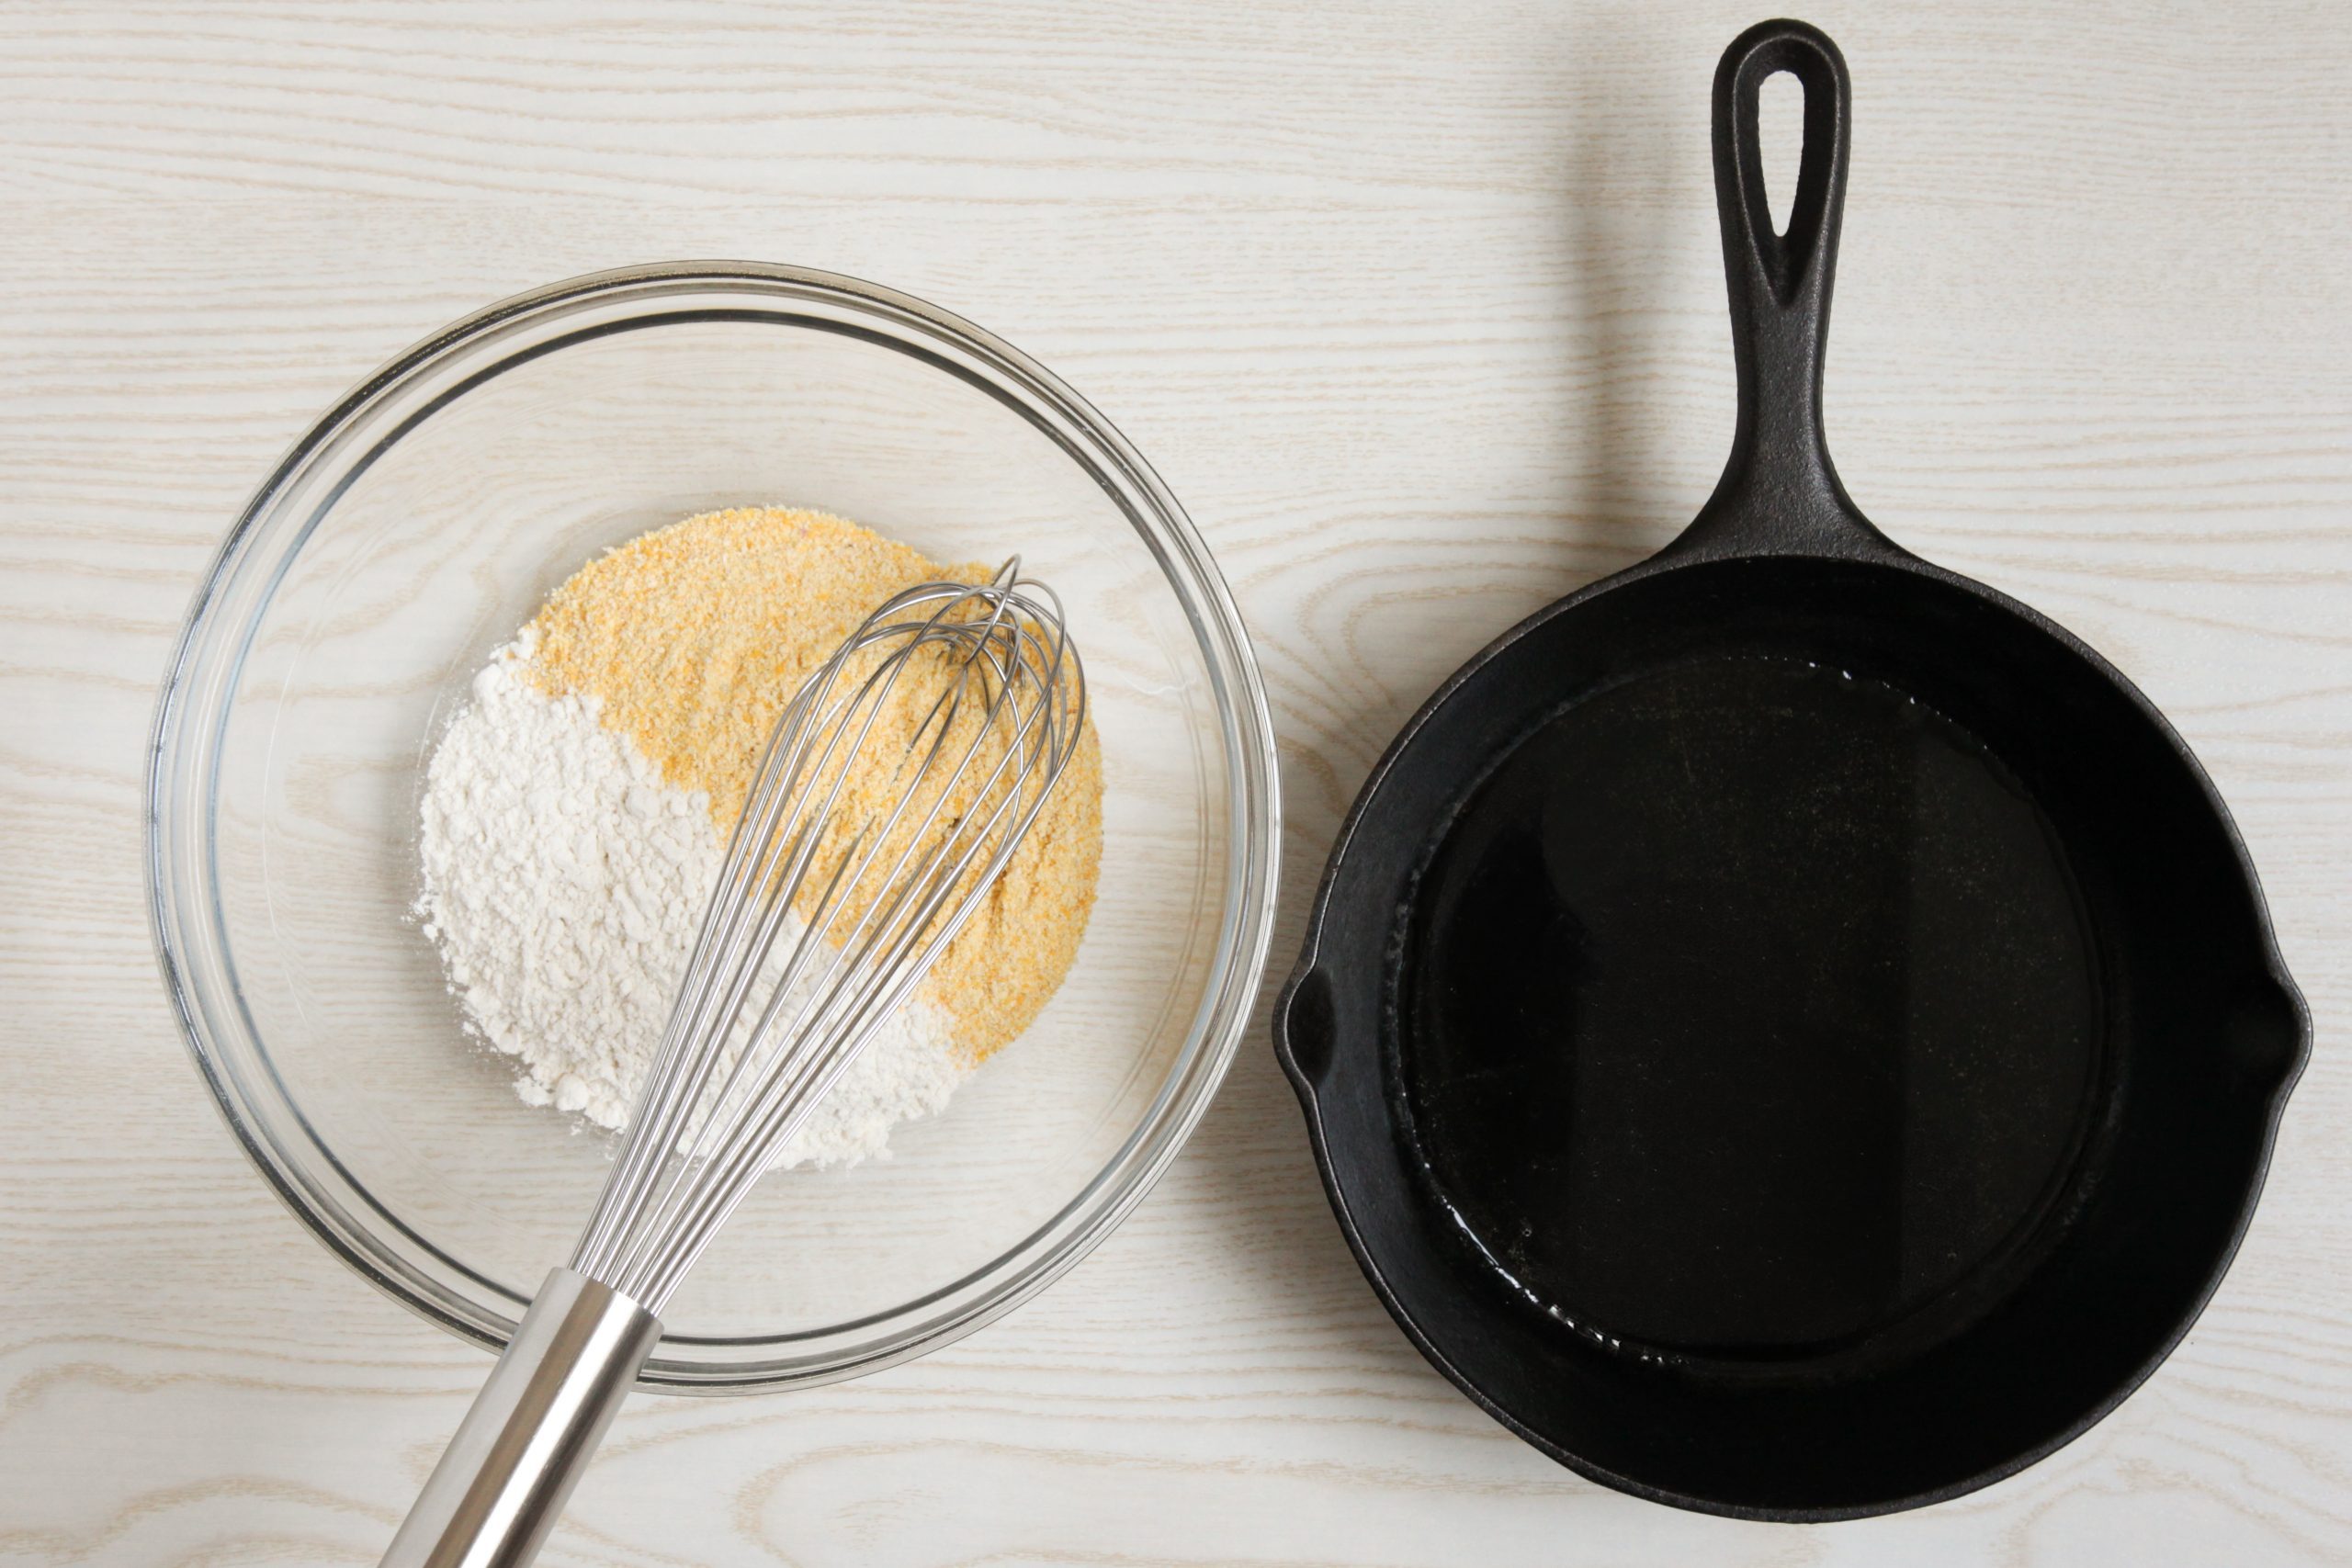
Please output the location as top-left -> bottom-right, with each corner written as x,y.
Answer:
144,260 -> 1282,1391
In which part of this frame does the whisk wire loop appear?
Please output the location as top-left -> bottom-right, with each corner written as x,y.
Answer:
573,577 -> 985,1279
568,561 -> 1082,1313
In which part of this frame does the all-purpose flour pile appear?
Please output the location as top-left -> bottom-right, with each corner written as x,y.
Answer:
415,507 -> 1103,1168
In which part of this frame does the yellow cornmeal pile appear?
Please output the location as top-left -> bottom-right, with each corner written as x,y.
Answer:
526,506 -> 1102,1061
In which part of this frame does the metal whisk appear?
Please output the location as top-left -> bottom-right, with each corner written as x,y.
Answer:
384,560 -> 1082,1568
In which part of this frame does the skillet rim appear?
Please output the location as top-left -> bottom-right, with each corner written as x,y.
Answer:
1271,540 -> 2312,1521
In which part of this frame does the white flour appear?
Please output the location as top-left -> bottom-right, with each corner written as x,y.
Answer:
415,629 -> 968,1168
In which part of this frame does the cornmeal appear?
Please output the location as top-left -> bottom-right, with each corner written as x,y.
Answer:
526,506 -> 1102,1061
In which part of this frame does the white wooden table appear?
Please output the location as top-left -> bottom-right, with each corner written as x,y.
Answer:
6,3 -> 2349,1562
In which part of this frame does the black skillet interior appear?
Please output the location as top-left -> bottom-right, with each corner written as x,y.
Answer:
1273,19 -> 2309,1520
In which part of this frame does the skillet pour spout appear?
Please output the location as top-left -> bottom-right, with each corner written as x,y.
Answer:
1275,16 -> 2309,1521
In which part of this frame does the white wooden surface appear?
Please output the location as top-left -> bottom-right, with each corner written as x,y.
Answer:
5,2 -> 2350,1562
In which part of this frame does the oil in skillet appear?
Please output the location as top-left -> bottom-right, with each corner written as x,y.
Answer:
1401,655 -> 2102,1360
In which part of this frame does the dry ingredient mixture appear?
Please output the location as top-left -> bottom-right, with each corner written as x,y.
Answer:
416,507 -> 1103,1168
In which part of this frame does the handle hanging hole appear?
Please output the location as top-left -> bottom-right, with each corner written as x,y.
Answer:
1759,69 -> 1804,238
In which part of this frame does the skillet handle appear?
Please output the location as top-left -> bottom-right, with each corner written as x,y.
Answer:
1684,19 -> 1883,555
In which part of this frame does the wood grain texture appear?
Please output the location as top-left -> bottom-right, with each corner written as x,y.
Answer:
5,0 -> 2350,1562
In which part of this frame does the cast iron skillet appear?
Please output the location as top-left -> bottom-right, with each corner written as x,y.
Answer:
1272,18 -> 2310,1521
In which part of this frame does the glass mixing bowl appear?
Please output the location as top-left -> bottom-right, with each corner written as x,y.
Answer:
146,263 -> 1279,1389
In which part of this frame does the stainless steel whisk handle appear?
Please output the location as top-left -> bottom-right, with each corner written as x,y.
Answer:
381,1269 -> 662,1568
